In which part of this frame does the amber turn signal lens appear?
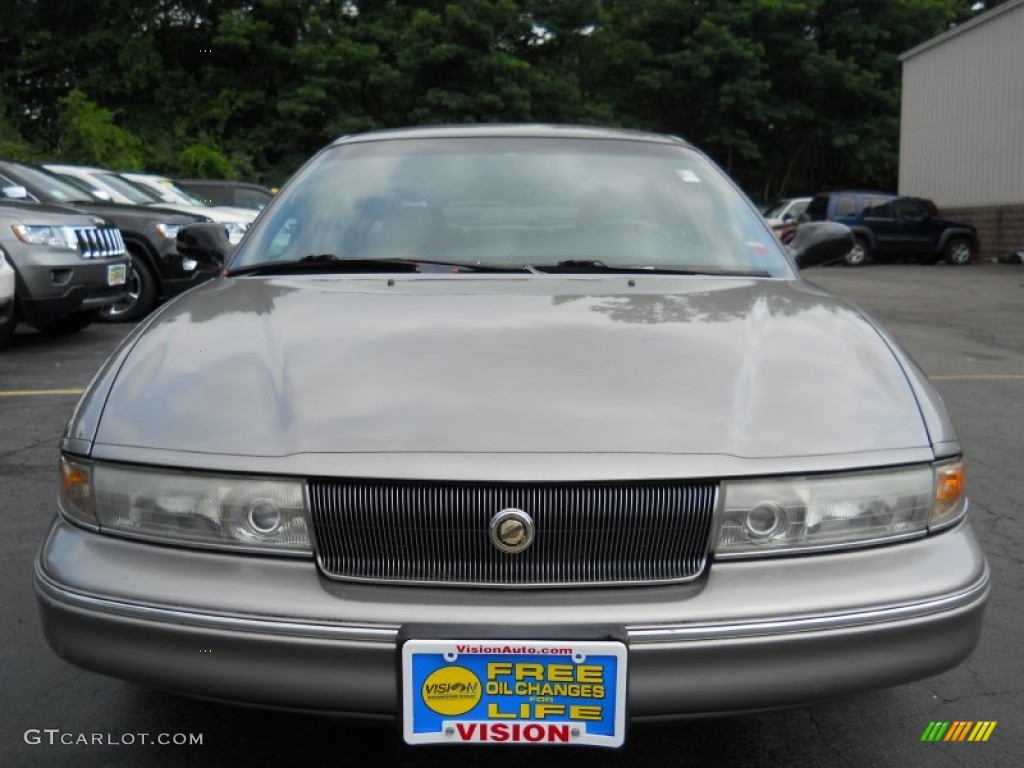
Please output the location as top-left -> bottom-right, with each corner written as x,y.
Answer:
58,455 -> 97,527
936,463 -> 964,504
930,459 -> 966,531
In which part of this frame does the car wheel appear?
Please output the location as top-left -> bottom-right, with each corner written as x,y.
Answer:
0,300 -> 17,347
34,309 -> 100,335
100,250 -> 157,322
843,237 -> 869,266
943,238 -> 972,265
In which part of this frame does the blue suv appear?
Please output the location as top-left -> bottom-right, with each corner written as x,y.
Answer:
804,191 -> 978,266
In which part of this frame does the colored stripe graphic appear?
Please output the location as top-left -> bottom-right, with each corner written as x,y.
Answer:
921,721 -> 996,742
968,722 -> 997,742
944,721 -> 972,741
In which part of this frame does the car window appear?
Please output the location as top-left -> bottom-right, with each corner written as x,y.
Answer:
833,196 -> 857,218
96,172 -> 163,204
892,198 -> 927,222
236,187 -> 273,210
862,198 -> 894,219
163,181 -> 205,206
236,137 -> 788,276
3,164 -> 96,203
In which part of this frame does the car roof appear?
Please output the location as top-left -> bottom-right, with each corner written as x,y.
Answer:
329,123 -> 692,148
44,163 -> 109,174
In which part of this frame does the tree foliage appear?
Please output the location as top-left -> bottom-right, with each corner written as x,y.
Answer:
55,89 -> 143,169
0,0 -> 985,195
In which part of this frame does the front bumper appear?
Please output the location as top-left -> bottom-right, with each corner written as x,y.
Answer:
11,251 -> 130,322
35,516 -> 989,720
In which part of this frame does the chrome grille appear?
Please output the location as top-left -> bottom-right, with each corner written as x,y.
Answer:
73,226 -> 125,259
309,480 -> 717,587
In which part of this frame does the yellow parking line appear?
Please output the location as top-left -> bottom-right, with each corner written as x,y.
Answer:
929,374 -> 1024,381
0,388 -> 85,397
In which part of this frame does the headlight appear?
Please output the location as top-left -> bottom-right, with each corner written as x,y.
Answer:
715,462 -> 965,558
154,222 -> 182,240
58,457 -> 311,555
12,224 -> 77,249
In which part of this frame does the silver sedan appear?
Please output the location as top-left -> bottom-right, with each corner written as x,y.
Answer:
36,125 -> 988,749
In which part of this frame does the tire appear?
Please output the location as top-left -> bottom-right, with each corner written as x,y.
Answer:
843,237 -> 869,266
34,309 -> 99,335
100,249 -> 157,322
943,238 -> 972,266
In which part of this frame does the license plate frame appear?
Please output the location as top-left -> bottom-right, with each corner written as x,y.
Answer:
401,637 -> 627,748
107,264 -> 127,287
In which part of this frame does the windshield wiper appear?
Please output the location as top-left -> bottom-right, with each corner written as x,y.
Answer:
533,260 -> 772,277
228,254 -> 532,277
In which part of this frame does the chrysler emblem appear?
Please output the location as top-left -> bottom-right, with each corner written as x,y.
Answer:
489,508 -> 534,554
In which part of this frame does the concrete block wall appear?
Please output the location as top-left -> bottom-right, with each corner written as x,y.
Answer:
941,204 -> 1024,261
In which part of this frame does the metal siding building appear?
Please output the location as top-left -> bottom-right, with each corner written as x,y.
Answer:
899,0 -> 1024,258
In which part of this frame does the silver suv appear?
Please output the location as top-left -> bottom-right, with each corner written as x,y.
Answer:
0,195 -> 129,346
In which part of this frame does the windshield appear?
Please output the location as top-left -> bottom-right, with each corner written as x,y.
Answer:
124,176 -> 176,203
162,181 -> 207,206
762,201 -> 790,219
5,164 -> 97,203
96,172 -> 163,204
235,137 -> 789,276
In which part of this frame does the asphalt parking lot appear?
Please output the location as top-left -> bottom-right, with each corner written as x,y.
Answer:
1,262 -> 1021,767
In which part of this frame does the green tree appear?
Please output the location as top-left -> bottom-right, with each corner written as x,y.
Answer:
55,89 -> 143,169
178,143 -> 238,178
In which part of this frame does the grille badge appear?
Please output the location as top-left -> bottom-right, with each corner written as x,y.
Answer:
489,508 -> 534,554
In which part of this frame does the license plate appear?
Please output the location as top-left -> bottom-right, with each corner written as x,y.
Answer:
107,264 -> 127,286
402,638 -> 627,747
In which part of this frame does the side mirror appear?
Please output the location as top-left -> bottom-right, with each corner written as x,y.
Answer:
89,188 -> 112,201
781,212 -> 794,222
790,222 -> 853,270
1,185 -> 28,200
177,222 -> 232,271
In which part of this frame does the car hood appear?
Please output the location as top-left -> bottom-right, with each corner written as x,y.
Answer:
90,275 -> 933,471
72,201 -> 207,224
0,200 -> 112,226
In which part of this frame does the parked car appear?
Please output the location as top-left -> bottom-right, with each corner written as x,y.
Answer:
0,198 -> 128,346
121,172 -> 256,243
762,196 -> 811,227
37,126 -> 986,748
45,165 -> 254,246
175,178 -> 275,211
0,160 -> 210,321
803,191 -> 978,266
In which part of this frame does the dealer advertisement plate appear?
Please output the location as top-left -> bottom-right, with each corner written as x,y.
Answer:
402,638 -> 627,747
107,264 -> 126,286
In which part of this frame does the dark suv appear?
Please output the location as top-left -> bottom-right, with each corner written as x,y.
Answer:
804,191 -> 978,266
0,160 -> 212,320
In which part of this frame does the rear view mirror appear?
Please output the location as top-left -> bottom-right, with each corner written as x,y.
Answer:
177,222 -> 232,270
790,222 -> 853,269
